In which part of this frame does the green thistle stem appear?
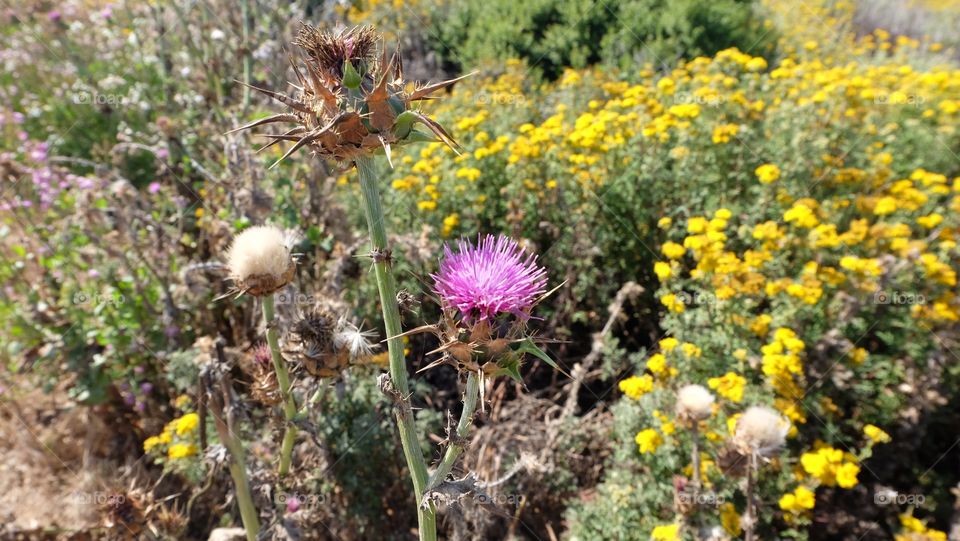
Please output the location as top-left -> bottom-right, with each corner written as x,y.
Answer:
224,439 -> 260,541
426,372 -> 480,492
262,294 -> 298,477
355,155 -> 435,541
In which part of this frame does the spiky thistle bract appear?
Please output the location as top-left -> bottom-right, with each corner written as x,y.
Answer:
230,24 -> 472,167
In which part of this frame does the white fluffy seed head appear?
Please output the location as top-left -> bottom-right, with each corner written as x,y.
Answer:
676,384 -> 715,422
226,225 -> 296,296
734,406 -> 789,457
334,318 -> 378,360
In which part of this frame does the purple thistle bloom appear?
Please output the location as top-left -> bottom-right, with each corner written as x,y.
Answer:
432,234 -> 547,321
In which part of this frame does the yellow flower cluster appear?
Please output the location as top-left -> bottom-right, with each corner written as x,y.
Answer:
143,412 -> 201,460
800,445 -> 860,488
896,513 -> 948,541
619,375 -> 655,400
650,523 -> 680,540
778,485 -> 816,514
635,428 -> 663,455
708,372 -> 747,403
864,424 -> 891,444
761,328 -> 807,427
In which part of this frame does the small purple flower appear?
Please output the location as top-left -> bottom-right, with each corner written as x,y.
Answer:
140,382 -> 154,394
432,234 -> 547,321
286,496 -> 300,513
148,181 -> 161,193
155,147 -> 169,160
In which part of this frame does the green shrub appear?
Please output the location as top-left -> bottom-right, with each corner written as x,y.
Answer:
426,0 -> 776,79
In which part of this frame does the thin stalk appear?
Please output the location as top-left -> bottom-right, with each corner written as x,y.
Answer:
225,440 -> 260,541
691,422 -> 701,491
426,372 -> 481,492
239,0 -> 251,112
355,155 -> 435,540
210,368 -> 259,541
262,294 -> 298,476
744,453 -> 757,541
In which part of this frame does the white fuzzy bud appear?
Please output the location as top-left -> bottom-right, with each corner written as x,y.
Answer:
226,225 -> 296,296
676,384 -> 715,422
734,406 -> 789,457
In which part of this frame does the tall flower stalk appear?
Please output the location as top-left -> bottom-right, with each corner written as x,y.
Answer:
225,225 -> 299,476
262,294 -> 298,476
356,154 -> 435,539
233,24 -> 559,540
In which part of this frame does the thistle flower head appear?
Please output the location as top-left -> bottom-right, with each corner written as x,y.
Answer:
676,384 -> 715,423
225,225 -> 296,296
432,234 -> 547,322
733,406 -> 790,457
232,24 -> 471,167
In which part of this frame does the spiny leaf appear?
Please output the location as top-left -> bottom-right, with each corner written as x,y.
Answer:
514,337 -> 568,377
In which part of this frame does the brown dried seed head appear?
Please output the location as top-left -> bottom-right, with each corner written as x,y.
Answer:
294,24 -> 378,82
233,23 -> 470,167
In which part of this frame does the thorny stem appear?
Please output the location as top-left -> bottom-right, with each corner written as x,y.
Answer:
355,155 -> 435,541
262,295 -> 298,477
426,372 -> 481,493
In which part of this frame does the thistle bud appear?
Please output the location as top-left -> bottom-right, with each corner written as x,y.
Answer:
733,406 -> 789,458
225,225 -> 296,297
231,24 -> 471,167
676,384 -> 714,424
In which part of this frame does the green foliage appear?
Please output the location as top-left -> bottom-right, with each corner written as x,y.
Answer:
426,0 -> 776,79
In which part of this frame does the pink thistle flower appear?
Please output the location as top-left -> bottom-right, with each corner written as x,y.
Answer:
432,234 -> 547,321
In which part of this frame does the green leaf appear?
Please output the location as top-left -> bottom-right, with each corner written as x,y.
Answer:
514,337 -> 568,377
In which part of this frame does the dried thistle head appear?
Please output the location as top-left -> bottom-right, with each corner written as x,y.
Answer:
675,384 -> 715,424
101,491 -> 145,537
232,24 -> 472,167
733,406 -> 789,458
295,25 -> 379,82
285,309 -> 376,377
292,309 -> 338,357
250,343 -> 282,406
